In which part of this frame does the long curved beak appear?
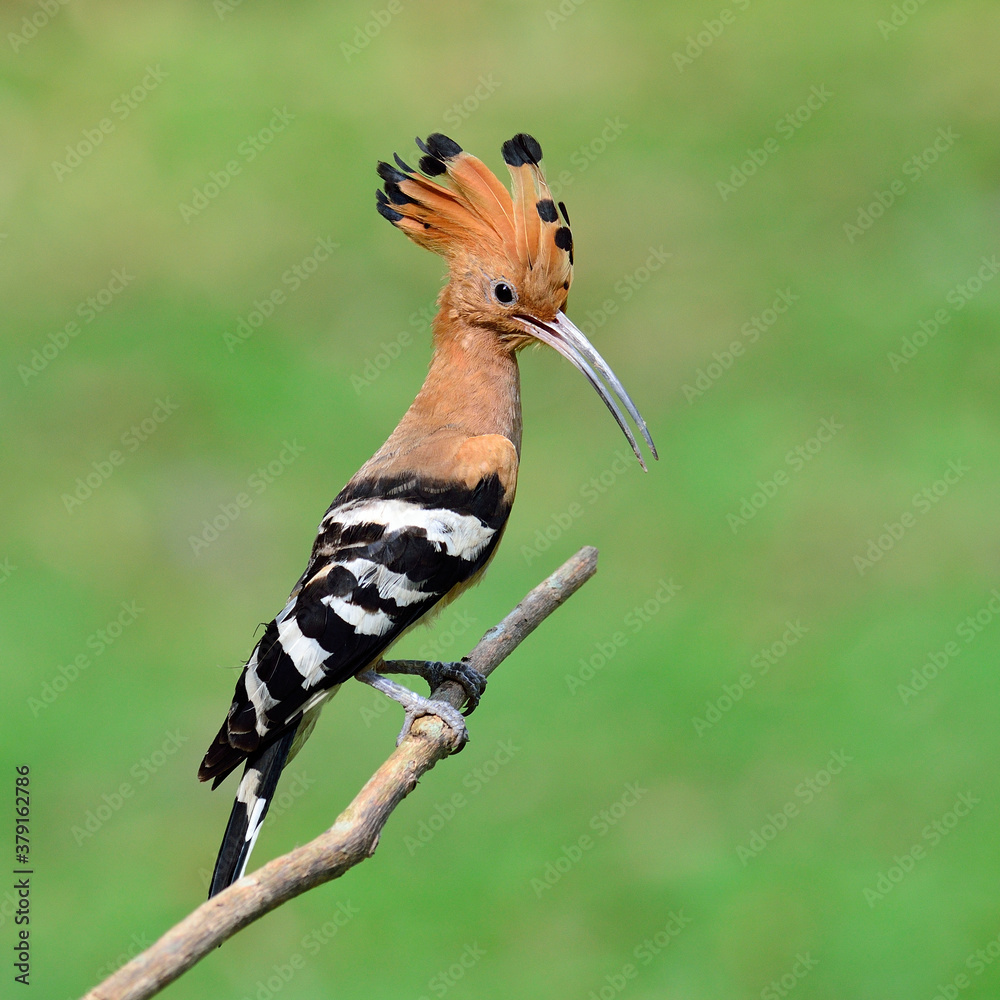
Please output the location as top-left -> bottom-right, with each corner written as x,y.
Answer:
516,310 -> 658,470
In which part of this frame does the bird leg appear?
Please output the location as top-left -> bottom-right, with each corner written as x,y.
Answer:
355,667 -> 475,747
377,658 -> 487,715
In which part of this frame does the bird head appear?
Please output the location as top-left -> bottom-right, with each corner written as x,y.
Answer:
376,132 -> 657,469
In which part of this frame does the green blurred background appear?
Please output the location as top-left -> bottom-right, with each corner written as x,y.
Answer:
3,1 -> 999,997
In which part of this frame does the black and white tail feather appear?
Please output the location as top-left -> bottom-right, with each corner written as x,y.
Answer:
208,727 -> 297,897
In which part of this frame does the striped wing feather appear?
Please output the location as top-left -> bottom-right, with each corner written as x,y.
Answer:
198,473 -> 508,786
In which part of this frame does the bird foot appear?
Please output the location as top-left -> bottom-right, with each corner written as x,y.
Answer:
356,669 -> 471,748
378,658 -> 487,716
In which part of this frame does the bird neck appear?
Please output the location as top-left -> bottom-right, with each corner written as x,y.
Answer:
414,307 -> 523,453
354,293 -> 522,483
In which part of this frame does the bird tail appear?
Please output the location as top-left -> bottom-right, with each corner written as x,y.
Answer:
207,726 -> 297,898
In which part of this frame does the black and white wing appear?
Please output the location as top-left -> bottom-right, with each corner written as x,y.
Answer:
198,474 -> 509,893
200,473 -> 509,785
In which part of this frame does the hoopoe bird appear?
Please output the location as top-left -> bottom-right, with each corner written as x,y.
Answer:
198,131 -> 657,896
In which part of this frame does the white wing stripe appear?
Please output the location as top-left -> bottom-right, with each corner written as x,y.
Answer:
245,649 -> 279,735
340,557 -> 428,607
331,499 -> 495,561
321,594 -> 394,636
276,614 -> 329,687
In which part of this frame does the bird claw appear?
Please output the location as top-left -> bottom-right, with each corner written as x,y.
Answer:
379,658 -> 487,716
396,697 -> 470,747
356,669 -> 471,750
426,659 -> 487,716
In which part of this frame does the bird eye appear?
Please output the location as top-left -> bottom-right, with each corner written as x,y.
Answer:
491,280 -> 517,306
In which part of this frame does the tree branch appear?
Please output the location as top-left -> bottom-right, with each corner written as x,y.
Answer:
81,546 -> 599,1000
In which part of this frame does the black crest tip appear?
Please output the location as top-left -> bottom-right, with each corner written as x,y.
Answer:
376,160 -> 408,184
424,132 -> 462,160
536,198 -> 558,223
554,226 -> 573,251
502,132 -> 542,166
500,139 -> 522,167
558,200 -> 571,225
383,180 -> 415,206
419,154 -> 447,177
393,152 -> 414,174
519,133 -> 542,163
376,200 -> 403,224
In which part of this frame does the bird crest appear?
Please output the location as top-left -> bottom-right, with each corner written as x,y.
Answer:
376,132 -> 574,314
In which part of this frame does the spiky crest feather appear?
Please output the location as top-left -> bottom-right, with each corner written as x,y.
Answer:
376,132 -> 573,312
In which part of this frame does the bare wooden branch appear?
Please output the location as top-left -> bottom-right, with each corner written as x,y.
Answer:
81,545 -> 599,1000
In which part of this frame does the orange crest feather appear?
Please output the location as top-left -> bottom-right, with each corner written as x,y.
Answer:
376,133 -> 573,298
